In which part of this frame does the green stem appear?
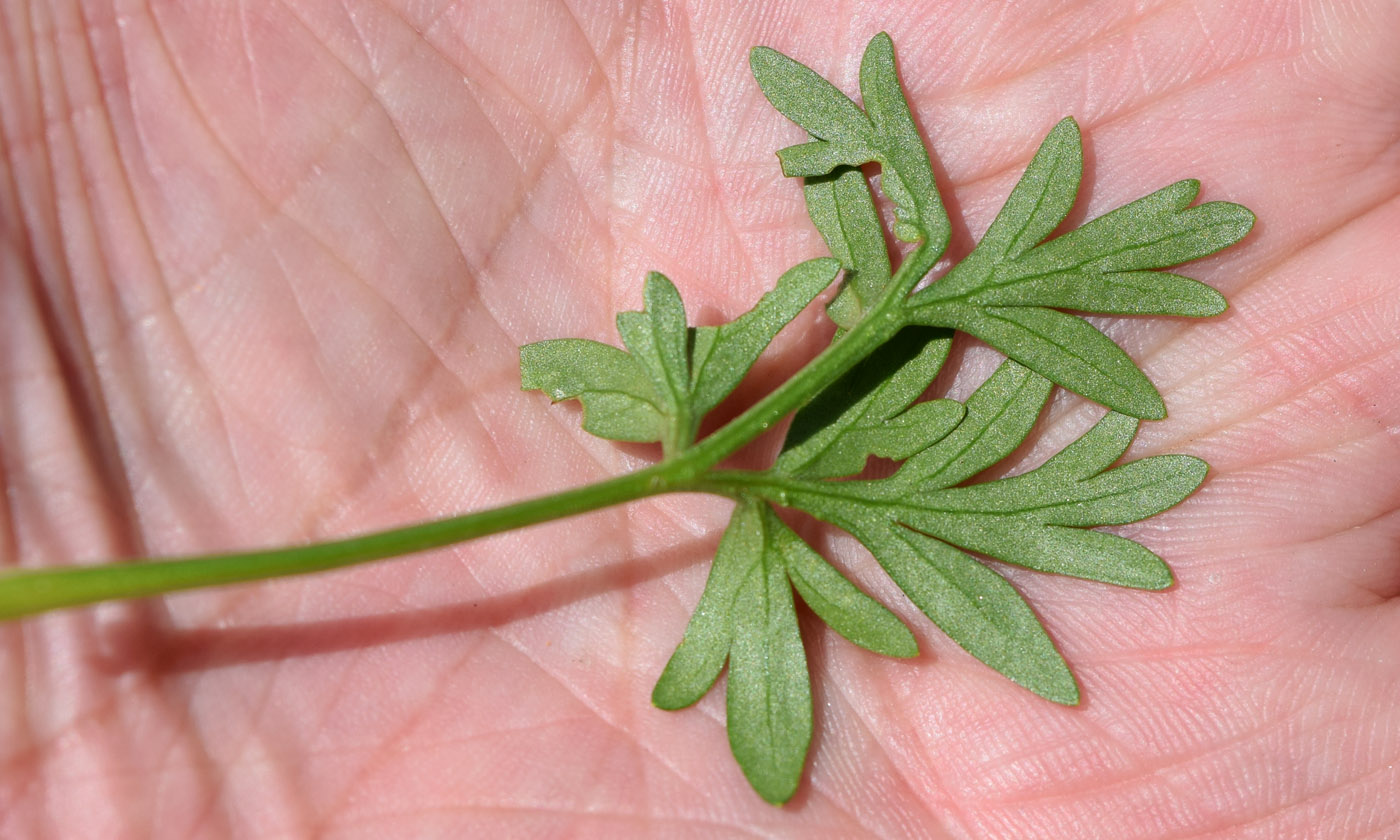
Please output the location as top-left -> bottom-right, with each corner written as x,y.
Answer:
684,244 -> 933,469
0,462 -> 688,620
0,244 -> 939,621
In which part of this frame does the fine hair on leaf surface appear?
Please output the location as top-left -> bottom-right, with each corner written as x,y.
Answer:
0,31 -> 1254,807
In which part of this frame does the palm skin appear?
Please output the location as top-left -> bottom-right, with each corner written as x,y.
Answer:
2,0 -> 1398,836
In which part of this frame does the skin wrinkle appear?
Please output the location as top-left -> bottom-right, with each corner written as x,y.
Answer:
937,50 -> 1306,193
137,3 -> 274,263
813,663 -> 959,838
144,8 -> 458,342
120,22 -> 498,545
1193,197 -> 1400,344
397,44 -> 575,278
350,806 -> 774,838
314,647 -> 460,823
605,4 -> 642,331
675,4 -> 762,294
13,0 -> 75,314
229,589 -> 318,833
1180,762 -> 1398,840
129,668 -> 237,837
148,5 -> 491,373
257,239 -> 414,532
24,1 -> 148,564
999,703 -> 1300,809
146,712 -> 217,839
1125,212 -> 1400,453
1156,717 -> 1367,821
236,0 -> 270,134
1198,378 -> 1400,483
115,9 -> 327,537
0,297 -> 105,550
1180,308 -> 1400,463
1078,641 -> 1373,669
401,7 -> 624,286
1226,423 -> 1400,508
466,631 -> 712,817
1303,508 -> 1400,605
144,15 -> 411,290
937,1 -> 1213,107
976,715 -> 1142,791
332,0 -> 382,75
462,101 -> 587,277
857,671 -> 963,831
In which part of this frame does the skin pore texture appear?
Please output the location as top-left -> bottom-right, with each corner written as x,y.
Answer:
2,1 -> 1399,837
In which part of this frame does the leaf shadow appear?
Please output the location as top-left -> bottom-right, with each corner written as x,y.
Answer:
91,536 -> 714,675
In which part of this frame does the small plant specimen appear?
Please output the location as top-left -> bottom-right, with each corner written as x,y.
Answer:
0,34 -> 1252,804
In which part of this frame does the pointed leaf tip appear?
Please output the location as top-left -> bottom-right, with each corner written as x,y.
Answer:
750,45 -> 871,142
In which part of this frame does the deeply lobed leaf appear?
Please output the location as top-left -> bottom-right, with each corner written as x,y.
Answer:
653,498 -> 916,803
618,273 -> 693,428
777,326 -> 958,479
726,524 -> 810,805
755,33 -> 951,253
897,359 -> 1054,488
523,32 -> 1250,805
853,521 -> 1079,704
518,339 -> 664,442
908,117 -> 1253,418
689,259 -> 840,419
857,33 -> 948,245
803,167 -> 891,328
522,261 -> 837,455
748,47 -> 872,142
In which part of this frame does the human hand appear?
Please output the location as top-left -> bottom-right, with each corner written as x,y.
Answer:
2,2 -> 1397,836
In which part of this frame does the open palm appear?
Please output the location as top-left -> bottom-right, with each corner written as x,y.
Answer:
3,1 -> 1399,836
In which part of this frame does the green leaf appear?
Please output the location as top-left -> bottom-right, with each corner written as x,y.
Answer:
903,516 -> 1174,590
0,33 -> 1259,810
980,117 -> 1083,263
749,46 -> 871,142
766,506 -> 917,658
519,339 -> 665,443
652,500 -> 761,710
778,327 -> 958,479
727,504 -> 812,805
905,120 -> 1253,418
523,259 -> 838,454
658,497 -> 917,804
756,34 -> 950,254
972,269 -> 1227,316
1051,455 -> 1207,526
523,37 -> 1250,804
1030,409 -> 1138,481
858,32 -> 950,246
892,411 -> 1203,589
904,118 -> 1080,307
951,304 -> 1166,419
802,167 -> 891,329
1015,179 -> 1254,278
689,258 -> 839,418
899,359 -> 1053,489
917,125 -> 1249,312
617,273 -> 692,418
854,521 -> 1078,704
777,140 -> 872,177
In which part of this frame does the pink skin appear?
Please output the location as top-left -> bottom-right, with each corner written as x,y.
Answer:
2,1 -> 1399,836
